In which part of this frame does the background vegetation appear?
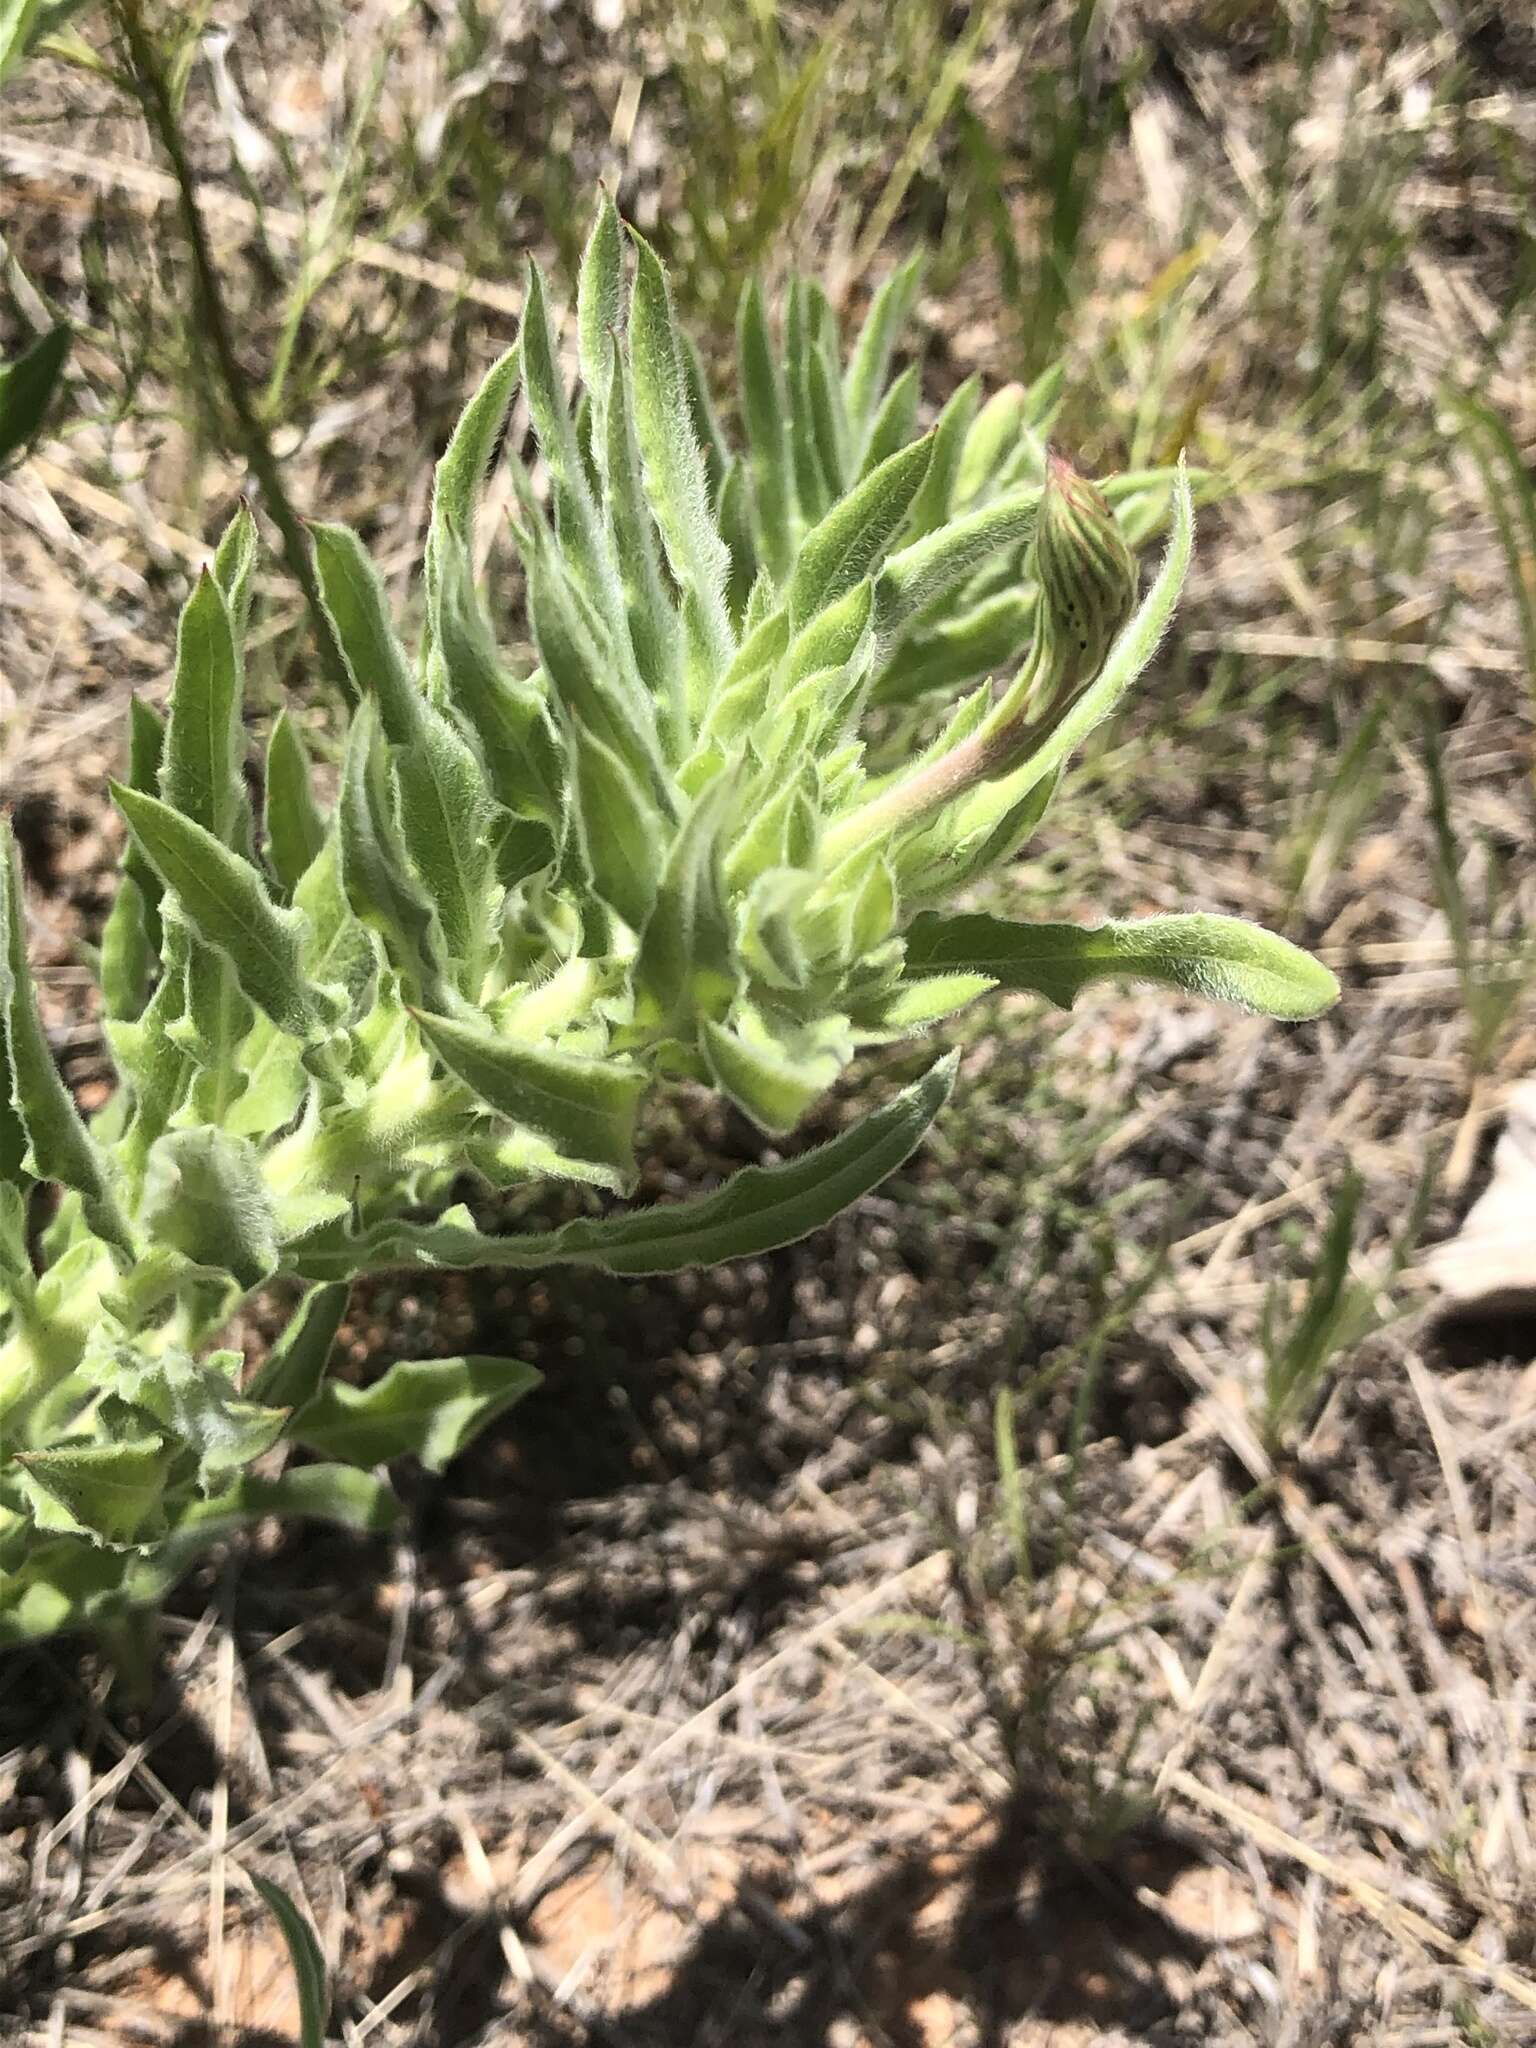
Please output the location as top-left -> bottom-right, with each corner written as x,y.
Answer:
1,0 -> 1533,2041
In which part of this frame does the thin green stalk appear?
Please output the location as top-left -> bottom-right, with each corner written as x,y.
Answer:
107,0 -> 353,701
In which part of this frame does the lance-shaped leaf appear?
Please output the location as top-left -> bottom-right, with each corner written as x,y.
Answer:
14,1436 -> 171,1548
191,1461 -> 401,1536
160,568 -> 243,842
577,193 -> 624,432
435,539 -> 563,828
426,343 -> 519,611
873,489 -> 1038,642
293,1353 -> 541,1472
569,719 -> 664,934
264,711 -> 327,896
391,708 -> 497,984
806,301 -> 851,498
903,375 -> 980,539
904,911 -> 1340,1020
110,784 -> 327,1042
1,824 -> 134,1253
785,279 -> 830,521
213,500 -> 259,639
415,1008 -> 644,1190
98,874 -> 156,1027
849,972 -> 996,1043
632,777 -> 736,1036
627,228 -> 734,680
737,278 -> 796,584
247,1280 -> 350,1408
336,698 -> 447,1004
530,549 -> 666,798
789,434 -> 934,630
313,521 -> 496,977
140,1127 -> 281,1288
604,338 -> 683,730
0,323 -> 70,465
310,519 -> 421,747
121,696 -> 168,942
252,1881 -> 329,2048
843,251 -> 924,447
873,590 -> 1038,708
860,362 -> 922,478
293,1053 -> 957,1281
953,383 -> 1026,508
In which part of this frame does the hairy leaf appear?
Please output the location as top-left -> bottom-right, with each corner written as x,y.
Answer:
905,911 -> 1340,1020
293,1353 -> 541,1472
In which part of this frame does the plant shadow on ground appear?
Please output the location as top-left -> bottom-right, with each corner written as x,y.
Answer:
366,1792 -> 1213,2047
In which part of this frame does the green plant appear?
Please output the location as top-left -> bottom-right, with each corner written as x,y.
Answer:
253,1876 -> 328,2048
0,196 -> 1338,1648
0,322 -> 71,466
1258,1161 -> 1431,1457
1423,710 -> 1536,1088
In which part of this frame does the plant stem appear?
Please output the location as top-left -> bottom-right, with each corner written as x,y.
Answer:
107,0 -> 353,701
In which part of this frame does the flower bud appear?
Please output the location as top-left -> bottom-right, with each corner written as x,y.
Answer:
1028,449 -> 1138,711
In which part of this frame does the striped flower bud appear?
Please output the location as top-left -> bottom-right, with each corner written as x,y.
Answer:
1028,449 -> 1138,712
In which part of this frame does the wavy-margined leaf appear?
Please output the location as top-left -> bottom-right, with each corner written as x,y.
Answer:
627,228 -> 734,686
110,785 -> 328,1042
702,1012 -> 847,1134
251,1880 -> 328,2048
97,1345 -> 287,1491
14,1436 -> 171,1547
200,1461 -> 401,1534
291,1052 -> 957,1282
264,711 -> 327,896
1,824 -> 134,1252
0,1463 -> 399,1647
904,911 -> 1340,1020
140,1127 -> 281,1288
415,1008 -> 643,1190
0,322 -> 69,463
789,434 -> 933,631
160,568 -> 243,843
293,1353 -> 541,1472
247,1280 -> 349,1408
